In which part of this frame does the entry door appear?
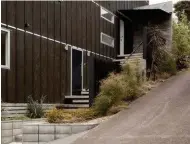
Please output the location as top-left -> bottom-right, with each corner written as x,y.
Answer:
120,20 -> 124,55
72,49 -> 82,95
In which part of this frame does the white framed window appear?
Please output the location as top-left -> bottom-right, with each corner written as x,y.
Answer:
1,27 -> 10,69
101,32 -> 114,48
100,7 -> 114,24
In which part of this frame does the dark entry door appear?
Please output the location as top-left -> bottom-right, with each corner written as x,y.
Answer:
124,20 -> 133,54
72,49 -> 82,95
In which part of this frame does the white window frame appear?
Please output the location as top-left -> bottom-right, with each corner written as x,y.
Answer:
1,27 -> 11,69
100,32 -> 114,48
100,7 -> 115,24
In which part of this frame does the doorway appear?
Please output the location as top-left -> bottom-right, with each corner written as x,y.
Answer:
71,48 -> 83,95
119,19 -> 133,55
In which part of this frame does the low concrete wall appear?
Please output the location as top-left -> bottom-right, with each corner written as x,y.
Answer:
22,123 -> 98,143
1,119 -> 45,144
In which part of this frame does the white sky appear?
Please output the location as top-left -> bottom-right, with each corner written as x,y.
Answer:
149,0 -> 180,4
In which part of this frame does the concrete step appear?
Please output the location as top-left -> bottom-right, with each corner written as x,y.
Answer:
81,91 -> 89,95
128,56 -> 143,59
117,53 -> 143,57
72,100 -> 89,103
65,95 -> 89,99
63,104 -> 89,108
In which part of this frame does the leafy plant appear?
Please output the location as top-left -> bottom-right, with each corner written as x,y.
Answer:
27,95 -> 46,118
93,62 -> 145,116
174,1 -> 190,22
172,14 -> 190,70
121,61 -> 145,100
93,73 -> 125,116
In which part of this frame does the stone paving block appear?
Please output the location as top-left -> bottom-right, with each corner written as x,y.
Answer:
23,125 -> 38,134
39,134 -> 54,142
1,129 -> 12,137
13,121 -> 23,129
23,142 -> 38,144
13,129 -> 22,136
55,134 -> 70,139
71,125 -> 89,134
39,125 -> 54,134
55,125 -> 71,134
1,136 -> 13,144
1,122 -> 13,130
23,134 -> 38,142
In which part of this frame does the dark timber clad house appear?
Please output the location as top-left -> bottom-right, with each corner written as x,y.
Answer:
1,1 -> 172,110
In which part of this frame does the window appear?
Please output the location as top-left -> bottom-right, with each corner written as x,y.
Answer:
101,32 -> 114,48
1,28 -> 10,69
100,7 -> 114,24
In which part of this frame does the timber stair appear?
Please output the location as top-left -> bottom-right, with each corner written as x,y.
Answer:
115,53 -> 144,65
64,90 -> 89,108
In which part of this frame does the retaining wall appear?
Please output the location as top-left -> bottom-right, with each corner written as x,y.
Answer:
1,119 -> 45,144
22,123 -> 98,143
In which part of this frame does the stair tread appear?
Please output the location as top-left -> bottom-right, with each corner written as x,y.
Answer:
73,100 -> 89,103
65,95 -> 89,99
63,104 -> 89,108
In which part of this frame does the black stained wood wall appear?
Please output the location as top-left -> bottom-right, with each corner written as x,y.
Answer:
1,1 -> 147,103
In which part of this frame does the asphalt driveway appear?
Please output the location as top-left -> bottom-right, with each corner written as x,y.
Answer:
71,71 -> 190,144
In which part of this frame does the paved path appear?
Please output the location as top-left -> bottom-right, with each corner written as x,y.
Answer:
70,71 -> 190,144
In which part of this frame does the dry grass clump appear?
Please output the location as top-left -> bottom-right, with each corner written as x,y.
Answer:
46,108 -> 96,123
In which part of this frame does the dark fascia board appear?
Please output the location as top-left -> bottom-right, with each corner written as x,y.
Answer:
134,1 -> 173,14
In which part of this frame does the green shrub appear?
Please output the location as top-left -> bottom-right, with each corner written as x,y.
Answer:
158,53 -> 177,75
121,62 -> 144,100
93,62 -> 145,116
93,73 -> 124,116
93,95 -> 112,116
107,102 -> 128,115
172,14 -> 190,70
27,95 -> 46,118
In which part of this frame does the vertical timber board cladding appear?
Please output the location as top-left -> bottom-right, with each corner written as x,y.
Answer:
7,1 -> 16,102
1,1 -> 147,103
47,1 -> 55,102
54,2 -> 61,102
16,1 -> 25,102
60,2 -> 67,100
40,1 -> 48,100
33,1 -> 41,101
25,1 -> 33,101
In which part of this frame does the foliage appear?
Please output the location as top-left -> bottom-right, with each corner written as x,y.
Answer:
93,62 -> 145,116
157,52 -> 177,75
174,1 -> 190,22
46,108 -> 71,123
121,61 -> 144,100
46,108 -> 96,123
147,25 -> 177,78
107,102 -> 128,115
172,14 -> 190,70
93,73 -> 125,116
27,95 -> 46,118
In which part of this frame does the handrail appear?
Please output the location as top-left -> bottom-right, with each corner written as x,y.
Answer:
126,41 -> 143,60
